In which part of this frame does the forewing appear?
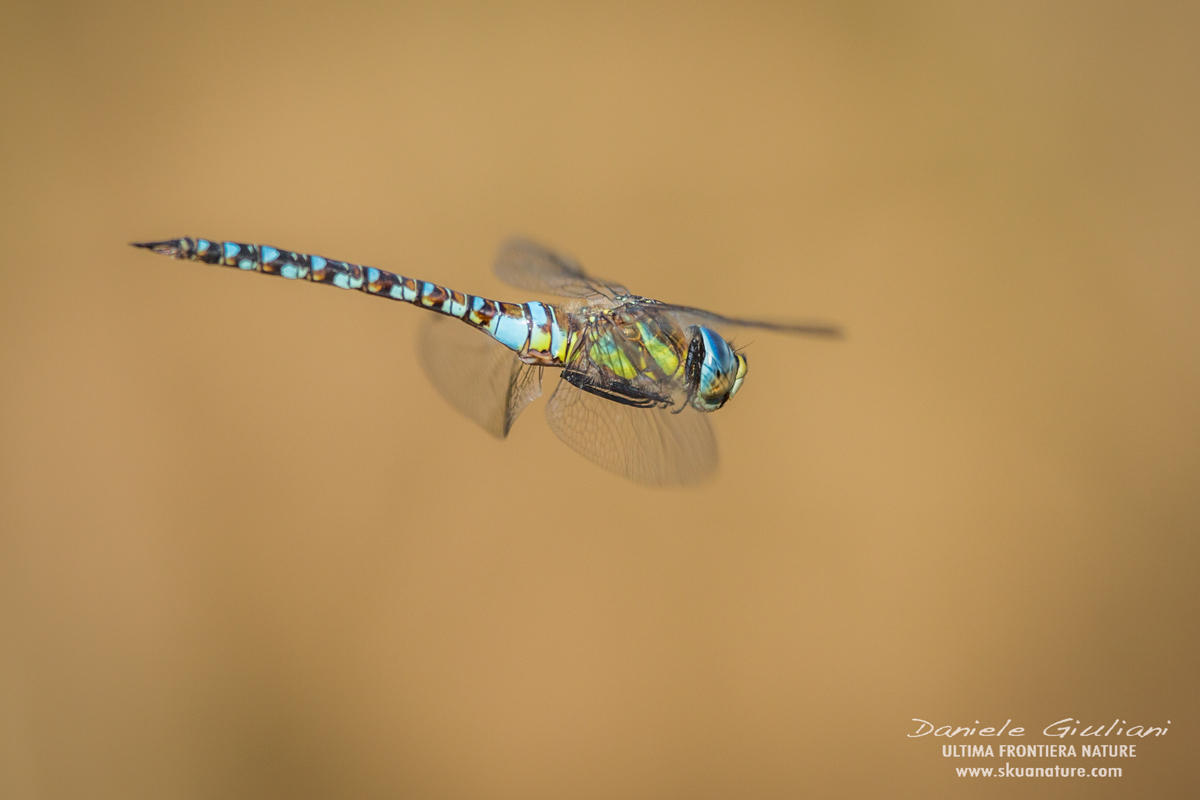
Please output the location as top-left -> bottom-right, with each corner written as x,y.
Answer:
494,238 -> 630,299
417,315 -> 542,437
544,379 -> 717,486
656,302 -> 844,338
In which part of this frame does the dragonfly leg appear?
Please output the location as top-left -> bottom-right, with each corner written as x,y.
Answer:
562,370 -> 671,409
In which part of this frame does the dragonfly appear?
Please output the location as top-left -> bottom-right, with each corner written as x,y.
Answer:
132,236 -> 840,485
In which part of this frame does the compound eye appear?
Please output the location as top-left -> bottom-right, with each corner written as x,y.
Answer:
728,352 -> 748,399
687,326 -> 738,412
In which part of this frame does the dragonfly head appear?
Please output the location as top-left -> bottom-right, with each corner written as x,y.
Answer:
685,326 -> 748,412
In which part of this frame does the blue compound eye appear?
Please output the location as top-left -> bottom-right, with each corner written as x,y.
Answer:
685,326 -> 743,412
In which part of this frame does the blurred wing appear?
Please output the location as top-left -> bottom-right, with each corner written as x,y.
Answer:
656,302 -> 844,338
417,315 -> 542,437
494,237 -> 630,299
544,379 -> 717,486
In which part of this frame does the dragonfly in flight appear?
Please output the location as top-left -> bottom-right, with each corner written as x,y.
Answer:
133,236 -> 840,484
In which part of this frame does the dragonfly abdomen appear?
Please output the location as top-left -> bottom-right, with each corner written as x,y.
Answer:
132,237 -> 574,365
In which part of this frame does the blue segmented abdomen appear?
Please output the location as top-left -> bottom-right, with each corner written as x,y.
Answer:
132,237 -> 575,366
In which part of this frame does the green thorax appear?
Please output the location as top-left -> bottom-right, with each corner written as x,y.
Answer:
572,305 -> 689,385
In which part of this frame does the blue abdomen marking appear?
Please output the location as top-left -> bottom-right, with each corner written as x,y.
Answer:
490,302 -> 531,351
547,305 -> 565,361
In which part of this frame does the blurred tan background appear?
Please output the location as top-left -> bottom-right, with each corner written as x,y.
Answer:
2,1 -> 1197,797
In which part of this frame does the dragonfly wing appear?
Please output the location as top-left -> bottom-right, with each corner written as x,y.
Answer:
417,315 -> 542,437
494,238 -> 630,299
656,302 -> 844,338
544,379 -> 717,486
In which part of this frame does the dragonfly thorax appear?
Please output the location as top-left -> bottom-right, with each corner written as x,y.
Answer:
684,326 -> 748,412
